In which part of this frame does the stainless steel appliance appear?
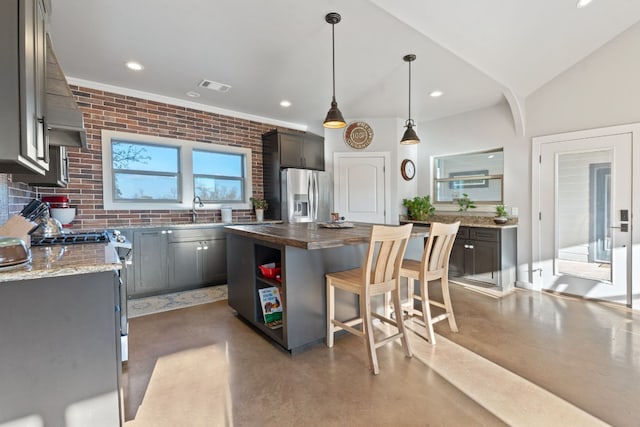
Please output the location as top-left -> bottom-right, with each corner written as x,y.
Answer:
109,230 -> 132,363
31,230 -> 131,363
279,168 -> 332,223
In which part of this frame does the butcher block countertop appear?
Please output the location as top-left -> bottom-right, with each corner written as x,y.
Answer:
224,222 -> 429,250
0,243 -> 121,283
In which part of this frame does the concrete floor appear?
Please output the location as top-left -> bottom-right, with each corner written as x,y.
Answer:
123,283 -> 639,426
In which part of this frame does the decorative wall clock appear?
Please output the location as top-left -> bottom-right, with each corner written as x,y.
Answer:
344,121 -> 374,149
401,159 -> 415,181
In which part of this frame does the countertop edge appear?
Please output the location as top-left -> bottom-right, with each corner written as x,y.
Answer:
401,220 -> 518,229
224,223 -> 430,250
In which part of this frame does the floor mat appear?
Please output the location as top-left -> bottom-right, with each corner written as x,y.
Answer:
128,285 -> 228,318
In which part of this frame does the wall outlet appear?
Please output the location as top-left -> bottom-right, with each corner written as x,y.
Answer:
511,207 -> 518,216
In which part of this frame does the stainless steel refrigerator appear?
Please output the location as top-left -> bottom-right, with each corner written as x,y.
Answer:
267,168 -> 332,222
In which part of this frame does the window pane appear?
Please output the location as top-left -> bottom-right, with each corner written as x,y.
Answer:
556,150 -> 612,281
435,149 -> 503,179
434,149 -> 504,203
114,173 -> 179,201
435,177 -> 503,203
193,150 -> 242,177
112,141 -> 179,173
194,177 -> 243,201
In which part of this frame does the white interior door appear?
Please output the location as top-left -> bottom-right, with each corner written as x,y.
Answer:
533,132 -> 632,305
334,153 -> 388,224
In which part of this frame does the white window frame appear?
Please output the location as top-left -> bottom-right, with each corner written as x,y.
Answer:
101,130 -> 253,210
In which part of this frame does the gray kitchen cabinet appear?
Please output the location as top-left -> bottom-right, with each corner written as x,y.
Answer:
449,226 -> 517,291
168,227 -> 227,290
13,145 -> 68,187
202,237 -> 227,284
132,228 -> 170,295
226,232 -> 366,352
262,129 -> 325,171
302,132 -> 325,171
0,271 -> 122,427
226,233 -> 256,321
127,225 -> 227,298
169,240 -> 203,288
0,0 -> 50,174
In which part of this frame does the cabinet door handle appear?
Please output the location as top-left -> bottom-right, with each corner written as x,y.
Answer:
64,154 -> 70,182
37,116 -> 49,163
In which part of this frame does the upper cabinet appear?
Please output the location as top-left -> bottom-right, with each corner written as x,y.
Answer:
12,145 -> 68,187
0,0 -> 50,175
262,129 -> 325,171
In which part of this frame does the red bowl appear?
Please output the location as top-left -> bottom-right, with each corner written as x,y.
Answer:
258,264 -> 281,279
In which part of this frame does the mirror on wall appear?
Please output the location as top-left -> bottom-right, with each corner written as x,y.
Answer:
433,148 -> 503,204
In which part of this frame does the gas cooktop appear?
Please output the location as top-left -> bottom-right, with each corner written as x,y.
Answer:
30,231 -> 110,246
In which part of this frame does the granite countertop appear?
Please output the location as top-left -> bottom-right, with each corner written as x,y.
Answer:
0,243 -> 121,283
400,213 -> 518,229
402,219 -> 518,229
224,222 -> 429,250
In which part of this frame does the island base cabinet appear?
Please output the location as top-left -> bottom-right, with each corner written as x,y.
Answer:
227,233 -> 257,322
0,271 -> 122,426
226,233 -> 364,352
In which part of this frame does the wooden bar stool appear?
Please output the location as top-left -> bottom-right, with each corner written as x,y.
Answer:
326,224 -> 413,375
399,221 -> 460,344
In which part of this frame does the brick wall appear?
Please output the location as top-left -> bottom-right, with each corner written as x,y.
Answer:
7,86 -> 295,229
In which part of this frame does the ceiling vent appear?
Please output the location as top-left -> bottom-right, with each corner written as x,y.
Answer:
198,79 -> 231,93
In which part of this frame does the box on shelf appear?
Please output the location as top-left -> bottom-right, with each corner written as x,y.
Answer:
258,286 -> 283,329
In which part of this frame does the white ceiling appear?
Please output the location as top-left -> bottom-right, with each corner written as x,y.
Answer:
48,0 -> 640,134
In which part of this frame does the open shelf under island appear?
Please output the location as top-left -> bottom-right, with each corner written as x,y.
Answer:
224,222 -> 428,353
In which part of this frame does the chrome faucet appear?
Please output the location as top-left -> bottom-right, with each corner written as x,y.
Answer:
192,196 -> 204,223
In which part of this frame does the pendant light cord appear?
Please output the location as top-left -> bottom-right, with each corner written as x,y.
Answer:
332,23 -> 336,100
408,59 -> 412,124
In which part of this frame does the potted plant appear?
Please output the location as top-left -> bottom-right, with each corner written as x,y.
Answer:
250,197 -> 268,222
456,193 -> 476,212
494,204 -> 508,224
402,195 -> 435,221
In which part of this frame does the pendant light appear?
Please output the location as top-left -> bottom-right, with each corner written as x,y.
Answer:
400,54 -> 420,144
323,12 -> 346,129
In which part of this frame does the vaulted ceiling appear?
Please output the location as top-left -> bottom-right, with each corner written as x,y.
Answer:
48,0 -> 640,133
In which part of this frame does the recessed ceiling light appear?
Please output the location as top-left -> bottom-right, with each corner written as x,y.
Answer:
280,100 -> 291,107
576,0 -> 593,8
125,61 -> 144,71
186,91 -> 201,98
429,90 -> 443,98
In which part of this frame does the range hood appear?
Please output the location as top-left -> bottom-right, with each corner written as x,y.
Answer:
46,35 -> 87,149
